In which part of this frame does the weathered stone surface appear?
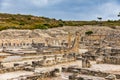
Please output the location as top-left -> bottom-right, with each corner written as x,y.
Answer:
105,74 -> 116,80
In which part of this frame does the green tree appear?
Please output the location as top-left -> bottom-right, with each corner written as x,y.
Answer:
118,12 -> 120,20
97,17 -> 102,21
118,12 -> 120,17
97,17 -> 102,26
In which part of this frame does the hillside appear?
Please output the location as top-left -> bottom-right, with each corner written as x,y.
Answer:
0,13 -> 120,31
0,13 -> 64,30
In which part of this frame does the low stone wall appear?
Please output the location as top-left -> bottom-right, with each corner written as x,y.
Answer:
8,67 -> 120,80
8,73 -> 48,80
0,66 -> 24,74
103,56 -> 120,65
67,67 -> 120,79
8,69 -> 58,80
69,75 -> 105,80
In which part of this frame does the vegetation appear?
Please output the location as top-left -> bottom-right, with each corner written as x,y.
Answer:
85,31 -> 93,35
97,17 -> 102,21
0,13 -> 64,30
0,13 -> 120,31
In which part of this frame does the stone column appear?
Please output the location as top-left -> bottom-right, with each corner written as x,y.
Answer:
82,56 -> 91,68
82,58 -> 86,68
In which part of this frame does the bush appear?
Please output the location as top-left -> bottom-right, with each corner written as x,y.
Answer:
9,26 -> 17,29
35,24 -> 48,29
58,23 -> 64,27
85,31 -> 93,35
19,22 -> 25,25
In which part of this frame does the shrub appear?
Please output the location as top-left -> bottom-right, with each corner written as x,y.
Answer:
19,22 -> 25,25
35,24 -> 48,29
85,31 -> 93,35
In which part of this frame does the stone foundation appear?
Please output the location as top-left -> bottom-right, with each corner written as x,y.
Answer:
0,66 -> 24,74
103,56 -> 120,65
67,67 -> 120,79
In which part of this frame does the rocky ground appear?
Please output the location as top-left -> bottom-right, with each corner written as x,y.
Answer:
0,26 -> 119,39
1,25 -> 120,51
0,26 -> 120,80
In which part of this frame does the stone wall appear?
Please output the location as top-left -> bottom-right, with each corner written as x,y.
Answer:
67,67 -> 120,79
0,38 -> 46,48
103,56 -> 120,65
0,66 -> 24,74
8,68 -> 59,80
